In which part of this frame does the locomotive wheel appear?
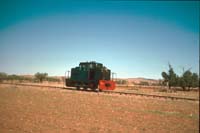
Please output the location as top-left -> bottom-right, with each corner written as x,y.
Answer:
83,87 -> 87,90
91,85 -> 98,92
76,86 -> 80,90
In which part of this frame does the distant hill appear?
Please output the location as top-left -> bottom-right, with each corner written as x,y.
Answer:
128,78 -> 158,83
20,75 -> 63,80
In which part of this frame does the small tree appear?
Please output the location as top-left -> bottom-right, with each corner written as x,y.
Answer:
179,71 -> 199,91
7,74 -> 21,83
116,79 -> 126,84
34,72 -> 48,83
121,80 -> 127,85
178,76 -> 186,91
161,71 -> 169,86
161,64 -> 178,89
182,70 -> 193,91
191,73 -> 199,88
139,81 -> 149,86
0,72 -> 7,83
174,66 -> 200,91
47,77 -> 60,82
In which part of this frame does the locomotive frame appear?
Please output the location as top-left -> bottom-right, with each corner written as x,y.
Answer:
65,61 -> 115,91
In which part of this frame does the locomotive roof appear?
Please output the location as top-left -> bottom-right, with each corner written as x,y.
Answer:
78,61 -> 110,70
67,61 -> 110,72
79,61 -> 102,66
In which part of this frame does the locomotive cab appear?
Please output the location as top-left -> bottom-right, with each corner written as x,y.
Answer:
65,61 -> 115,91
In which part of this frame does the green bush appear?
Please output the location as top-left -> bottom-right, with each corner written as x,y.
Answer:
0,72 -> 7,82
34,72 -> 48,83
46,77 -> 60,82
161,64 -> 199,91
139,81 -> 149,86
115,79 -> 127,85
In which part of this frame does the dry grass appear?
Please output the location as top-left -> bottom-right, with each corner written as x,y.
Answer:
0,84 -> 199,133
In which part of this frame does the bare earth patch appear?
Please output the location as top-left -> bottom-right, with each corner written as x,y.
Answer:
0,84 -> 199,133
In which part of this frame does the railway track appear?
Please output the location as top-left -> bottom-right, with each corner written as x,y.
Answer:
0,83 -> 199,101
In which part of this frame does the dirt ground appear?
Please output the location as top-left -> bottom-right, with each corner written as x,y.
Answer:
0,84 -> 199,133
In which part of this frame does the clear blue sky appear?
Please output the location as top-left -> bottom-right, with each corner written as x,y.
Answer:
0,1 -> 199,79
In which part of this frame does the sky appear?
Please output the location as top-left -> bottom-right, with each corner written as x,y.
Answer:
0,1 -> 199,79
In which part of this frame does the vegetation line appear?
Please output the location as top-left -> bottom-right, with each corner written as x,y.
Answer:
0,83 -> 198,101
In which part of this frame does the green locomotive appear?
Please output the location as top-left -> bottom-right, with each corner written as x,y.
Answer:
66,61 -> 115,91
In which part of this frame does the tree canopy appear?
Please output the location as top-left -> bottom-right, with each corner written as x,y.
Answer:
34,72 -> 48,83
161,64 -> 178,89
162,64 -> 199,91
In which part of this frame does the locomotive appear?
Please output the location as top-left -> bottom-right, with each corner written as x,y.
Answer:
65,61 -> 115,91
